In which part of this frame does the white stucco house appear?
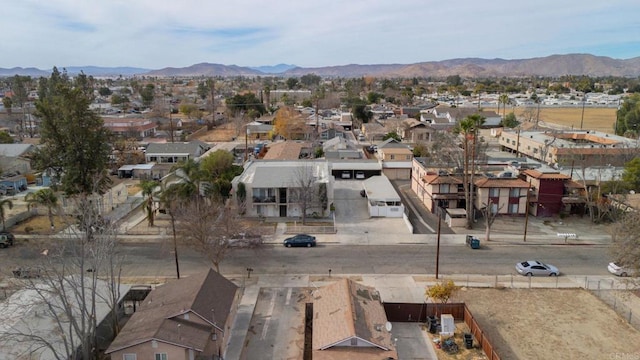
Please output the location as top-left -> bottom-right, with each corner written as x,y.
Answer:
231,159 -> 334,218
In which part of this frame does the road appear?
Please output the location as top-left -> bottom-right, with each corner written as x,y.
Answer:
83,242 -> 615,277
0,240 -> 612,278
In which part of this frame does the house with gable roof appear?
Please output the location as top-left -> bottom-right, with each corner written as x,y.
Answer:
312,278 -> 397,360
106,268 -> 240,360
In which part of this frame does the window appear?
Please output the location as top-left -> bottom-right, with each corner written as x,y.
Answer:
509,203 -> 519,214
123,355 -> 137,360
440,184 -> 450,193
390,154 -> 395,160
489,188 -> 500,197
155,354 -> 168,360
509,188 -> 520,197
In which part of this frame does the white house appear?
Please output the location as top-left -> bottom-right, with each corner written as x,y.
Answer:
231,160 -> 334,218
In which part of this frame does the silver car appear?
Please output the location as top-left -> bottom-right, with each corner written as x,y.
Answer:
515,260 -> 559,276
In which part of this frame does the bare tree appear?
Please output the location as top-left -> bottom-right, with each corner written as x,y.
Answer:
480,199 -> 504,241
289,165 -> 323,224
610,211 -> 640,275
0,198 -> 124,360
176,199 -> 256,272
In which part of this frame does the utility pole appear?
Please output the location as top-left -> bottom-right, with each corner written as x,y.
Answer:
435,207 -> 442,279
580,95 -> 586,129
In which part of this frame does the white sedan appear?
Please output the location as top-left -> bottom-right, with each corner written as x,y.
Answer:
515,260 -> 559,276
608,262 -> 636,277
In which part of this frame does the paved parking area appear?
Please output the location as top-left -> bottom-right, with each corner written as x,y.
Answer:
241,287 -> 310,359
333,179 -> 411,235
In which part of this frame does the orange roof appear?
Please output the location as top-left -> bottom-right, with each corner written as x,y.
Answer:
422,174 -> 462,184
474,177 -> 530,188
521,169 -> 570,180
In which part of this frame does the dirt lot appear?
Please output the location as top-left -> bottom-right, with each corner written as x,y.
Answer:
487,106 -> 617,133
455,288 -> 640,359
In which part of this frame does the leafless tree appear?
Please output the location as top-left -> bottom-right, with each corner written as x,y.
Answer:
610,211 -> 640,275
480,199 -> 504,241
176,199 -> 257,272
289,165 -> 324,224
0,198 -> 124,360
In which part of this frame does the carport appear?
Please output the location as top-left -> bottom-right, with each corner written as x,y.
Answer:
329,160 -> 381,180
362,175 -> 404,217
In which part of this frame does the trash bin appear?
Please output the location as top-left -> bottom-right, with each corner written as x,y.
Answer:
466,235 -> 480,249
427,316 -> 438,334
463,333 -> 473,349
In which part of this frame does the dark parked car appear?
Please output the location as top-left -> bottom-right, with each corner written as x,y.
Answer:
283,234 -> 317,248
0,232 -> 14,248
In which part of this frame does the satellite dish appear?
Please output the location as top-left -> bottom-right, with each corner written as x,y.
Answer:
385,322 -> 392,332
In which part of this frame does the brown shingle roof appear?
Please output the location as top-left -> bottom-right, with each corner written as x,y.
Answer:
422,174 -> 463,185
263,141 -> 306,160
313,279 -> 392,351
522,169 -> 570,180
106,269 -> 238,354
474,177 -> 530,188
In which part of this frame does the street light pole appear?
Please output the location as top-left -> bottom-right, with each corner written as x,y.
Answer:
435,207 -> 442,279
580,95 -> 586,129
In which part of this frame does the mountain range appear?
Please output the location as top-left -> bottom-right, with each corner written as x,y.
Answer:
2,54 -> 640,78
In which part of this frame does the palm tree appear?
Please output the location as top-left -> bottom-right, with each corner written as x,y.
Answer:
455,114 -> 486,229
0,198 -> 13,231
140,180 -> 160,226
171,159 -> 205,200
159,183 -> 183,279
499,94 -> 510,119
25,189 -> 59,229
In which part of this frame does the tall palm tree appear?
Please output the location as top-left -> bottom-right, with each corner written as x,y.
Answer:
0,198 -> 13,231
455,114 -> 486,229
140,180 -> 160,226
25,189 -> 59,229
499,94 -> 510,119
159,182 -> 183,279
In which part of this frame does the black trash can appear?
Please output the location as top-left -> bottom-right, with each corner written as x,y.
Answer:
427,316 -> 438,334
464,333 -> 473,349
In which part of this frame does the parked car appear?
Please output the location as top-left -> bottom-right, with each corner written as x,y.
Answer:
283,234 -> 317,248
0,232 -> 14,248
515,260 -> 559,276
13,267 -> 42,279
608,262 -> 636,277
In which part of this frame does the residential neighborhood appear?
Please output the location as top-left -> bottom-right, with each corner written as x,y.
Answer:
0,69 -> 639,360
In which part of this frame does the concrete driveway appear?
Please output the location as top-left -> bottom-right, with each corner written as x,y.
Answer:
332,179 -> 411,236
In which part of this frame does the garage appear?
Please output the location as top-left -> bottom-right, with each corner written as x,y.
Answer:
329,160 -> 381,180
362,175 -> 405,217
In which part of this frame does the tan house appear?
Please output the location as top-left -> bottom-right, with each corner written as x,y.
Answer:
312,278 -> 397,360
474,177 -> 530,215
377,139 -> 413,180
106,269 -> 241,360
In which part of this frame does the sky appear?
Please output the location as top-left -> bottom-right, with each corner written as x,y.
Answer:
2,0 -> 640,70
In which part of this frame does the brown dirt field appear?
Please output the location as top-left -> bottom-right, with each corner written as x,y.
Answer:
11,215 -> 73,235
455,288 -> 640,359
194,122 -> 240,142
487,106 -> 617,133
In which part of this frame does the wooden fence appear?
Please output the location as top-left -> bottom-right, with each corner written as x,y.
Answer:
383,302 -> 500,360
464,305 -> 501,360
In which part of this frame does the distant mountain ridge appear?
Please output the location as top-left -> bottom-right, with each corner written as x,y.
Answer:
2,54 -> 640,78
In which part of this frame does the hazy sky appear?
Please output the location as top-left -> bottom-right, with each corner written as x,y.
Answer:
2,0 -> 639,69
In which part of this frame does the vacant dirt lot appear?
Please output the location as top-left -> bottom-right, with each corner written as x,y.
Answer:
487,106 -> 617,133
456,288 -> 640,359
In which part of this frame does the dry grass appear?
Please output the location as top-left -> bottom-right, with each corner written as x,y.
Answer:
487,106 -> 617,133
11,215 -> 73,234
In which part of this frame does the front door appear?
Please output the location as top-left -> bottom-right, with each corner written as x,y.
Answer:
280,205 -> 287,217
